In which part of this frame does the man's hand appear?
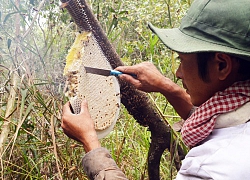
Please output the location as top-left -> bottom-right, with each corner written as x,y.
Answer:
115,62 -> 166,93
61,100 -> 101,152
116,62 -> 193,119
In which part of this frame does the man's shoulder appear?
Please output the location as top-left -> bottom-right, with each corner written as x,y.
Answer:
181,122 -> 250,179
198,121 -> 250,153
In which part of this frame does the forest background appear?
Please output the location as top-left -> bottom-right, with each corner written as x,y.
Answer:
0,0 -> 191,179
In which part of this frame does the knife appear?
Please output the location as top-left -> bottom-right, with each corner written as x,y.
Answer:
85,66 -> 137,78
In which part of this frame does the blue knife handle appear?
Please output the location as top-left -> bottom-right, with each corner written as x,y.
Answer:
110,70 -> 123,76
110,70 -> 137,78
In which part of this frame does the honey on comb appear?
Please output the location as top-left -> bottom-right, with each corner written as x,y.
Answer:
64,32 -> 120,138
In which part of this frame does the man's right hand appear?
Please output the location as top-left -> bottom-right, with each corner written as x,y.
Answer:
116,62 -> 193,120
116,62 -> 168,93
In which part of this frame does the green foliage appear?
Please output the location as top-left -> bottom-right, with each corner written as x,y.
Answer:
0,0 -> 190,179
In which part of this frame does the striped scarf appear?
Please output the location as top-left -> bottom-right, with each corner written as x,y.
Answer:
181,80 -> 250,148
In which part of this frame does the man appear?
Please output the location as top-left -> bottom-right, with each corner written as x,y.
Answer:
61,0 -> 250,179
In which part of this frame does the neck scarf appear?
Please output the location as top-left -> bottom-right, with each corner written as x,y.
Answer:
181,80 -> 250,148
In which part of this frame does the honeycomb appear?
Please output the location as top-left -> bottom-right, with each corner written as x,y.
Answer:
64,32 -> 120,138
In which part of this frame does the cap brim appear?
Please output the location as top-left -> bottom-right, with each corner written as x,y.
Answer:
148,23 -> 250,61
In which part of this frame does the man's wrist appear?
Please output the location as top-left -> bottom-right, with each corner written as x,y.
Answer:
81,133 -> 101,152
158,78 -> 179,95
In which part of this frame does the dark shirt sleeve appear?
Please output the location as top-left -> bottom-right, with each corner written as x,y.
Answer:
82,147 -> 128,180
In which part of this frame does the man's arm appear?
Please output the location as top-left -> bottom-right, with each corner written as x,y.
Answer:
116,62 -> 193,119
61,101 -> 128,180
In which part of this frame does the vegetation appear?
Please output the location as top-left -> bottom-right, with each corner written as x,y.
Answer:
0,0 -> 190,179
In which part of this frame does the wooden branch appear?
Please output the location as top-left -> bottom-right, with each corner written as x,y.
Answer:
50,114 -> 63,180
22,0 -> 47,39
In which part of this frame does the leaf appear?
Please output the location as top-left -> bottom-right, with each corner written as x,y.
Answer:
118,10 -> 128,15
149,35 -> 159,55
20,89 -> 28,118
119,17 -> 129,21
0,116 -> 4,122
7,38 -> 12,49
3,11 -> 18,24
151,35 -> 159,46
29,0 -> 35,6
23,102 -> 35,119
0,54 -> 3,63
109,7 -> 116,13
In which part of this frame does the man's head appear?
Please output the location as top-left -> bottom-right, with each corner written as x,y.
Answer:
176,52 -> 250,106
149,0 -> 250,105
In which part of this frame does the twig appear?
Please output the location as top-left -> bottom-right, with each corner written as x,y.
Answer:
51,113 -> 63,180
22,0 -> 47,39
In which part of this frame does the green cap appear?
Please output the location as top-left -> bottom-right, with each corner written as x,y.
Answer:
148,0 -> 250,61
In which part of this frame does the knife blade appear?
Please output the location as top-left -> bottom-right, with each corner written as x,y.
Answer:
85,66 -> 137,78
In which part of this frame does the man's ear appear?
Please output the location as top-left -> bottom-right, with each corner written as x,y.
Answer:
214,53 -> 234,80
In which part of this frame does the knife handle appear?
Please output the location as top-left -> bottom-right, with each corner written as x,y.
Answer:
110,70 -> 123,76
110,70 -> 137,79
